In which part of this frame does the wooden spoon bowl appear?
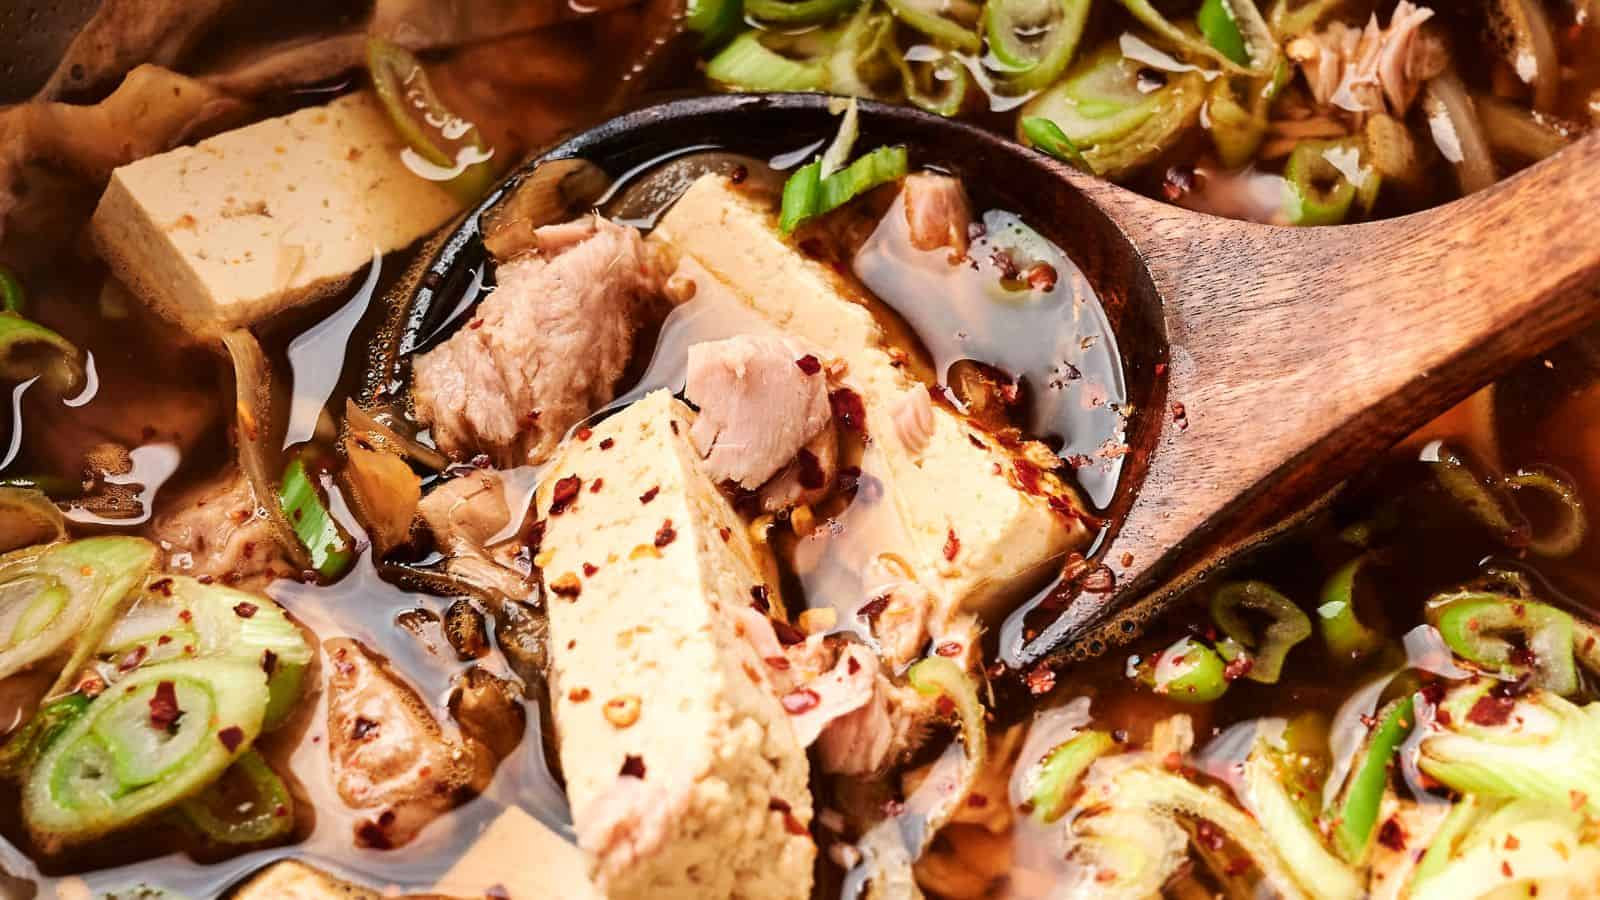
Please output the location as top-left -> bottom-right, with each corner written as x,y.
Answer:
371,92 -> 1600,679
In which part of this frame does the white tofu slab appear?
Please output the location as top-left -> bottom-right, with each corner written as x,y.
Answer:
91,90 -> 461,336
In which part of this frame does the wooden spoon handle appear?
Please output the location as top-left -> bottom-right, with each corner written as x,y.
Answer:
1010,134 -> 1600,667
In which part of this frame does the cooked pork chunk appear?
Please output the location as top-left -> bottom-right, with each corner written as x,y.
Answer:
412,215 -> 664,467
902,173 -> 972,258
535,390 -> 814,899
325,638 -> 494,849
758,424 -> 838,514
1287,1 -> 1446,118
685,335 -> 833,489
147,467 -> 296,586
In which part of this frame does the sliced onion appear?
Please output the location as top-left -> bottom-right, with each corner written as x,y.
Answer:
221,330 -> 309,572
1486,0 -> 1560,113
1475,94 -> 1574,163
1421,71 -> 1497,196
0,487 -> 66,554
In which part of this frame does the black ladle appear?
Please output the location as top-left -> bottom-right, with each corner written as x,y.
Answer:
371,92 -> 1600,679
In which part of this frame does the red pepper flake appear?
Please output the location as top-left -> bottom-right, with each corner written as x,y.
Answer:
1223,656 -> 1255,681
119,644 -> 148,673
935,641 -> 963,657
857,595 -> 890,620
550,573 -> 583,599
640,486 -> 660,505
750,585 -> 771,613
1467,693 -> 1517,727
589,478 -> 605,494
654,519 -> 677,547
730,165 -> 749,184
1572,790 -> 1589,811
670,420 -> 680,435
1025,664 -> 1056,696
1505,834 -> 1520,850
576,426 -> 593,441
935,695 -> 956,717
1501,861 -> 1514,878
773,619 -> 807,646
795,355 -> 822,375
943,529 -> 960,561
782,689 -> 821,714
1171,402 -> 1188,430
1225,857 -> 1252,877
568,687 -> 591,702
847,655 -> 861,674
967,433 -> 986,449
582,562 -> 599,577
157,634 -> 172,646
1154,362 -> 1168,376
599,437 -> 615,450
218,725 -> 245,753
352,717 -> 379,740
550,475 -> 582,515
356,820 -> 393,849
149,680 -> 182,731
262,649 -> 278,677
1025,262 -> 1057,292
966,793 -> 989,808
769,797 -> 809,834
149,577 -> 174,597
829,389 -> 867,434
719,526 -> 732,542
1376,816 -> 1407,851
1195,820 -> 1225,851
1162,751 -> 1183,771
233,602 -> 258,619
620,754 -> 647,778
765,655 -> 791,670
796,448 -> 826,490
179,610 -> 193,623
1012,458 -> 1043,494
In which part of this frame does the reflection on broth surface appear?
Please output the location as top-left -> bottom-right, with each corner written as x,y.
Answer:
0,2 -> 1596,899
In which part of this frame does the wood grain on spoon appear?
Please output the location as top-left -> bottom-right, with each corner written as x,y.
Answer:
1010,132 -> 1600,670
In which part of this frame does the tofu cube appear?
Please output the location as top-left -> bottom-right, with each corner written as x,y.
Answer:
653,175 -> 1091,616
91,90 -> 461,336
535,390 -> 814,900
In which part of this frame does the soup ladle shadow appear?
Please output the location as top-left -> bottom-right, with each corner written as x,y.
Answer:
384,92 -> 1600,680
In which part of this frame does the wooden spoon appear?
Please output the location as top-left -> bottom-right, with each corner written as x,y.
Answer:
387,93 -> 1600,678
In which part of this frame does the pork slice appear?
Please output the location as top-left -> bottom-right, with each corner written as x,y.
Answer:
1287,2 -> 1443,118
685,335 -> 832,489
325,638 -> 495,850
412,215 -> 663,467
902,173 -> 972,259
147,467 -> 296,587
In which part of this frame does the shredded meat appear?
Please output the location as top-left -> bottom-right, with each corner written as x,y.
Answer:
758,424 -> 838,514
1286,2 -> 1448,119
147,467 -> 295,587
686,335 -> 834,490
902,173 -> 972,258
412,215 -> 664,467
325,638 -> 495,849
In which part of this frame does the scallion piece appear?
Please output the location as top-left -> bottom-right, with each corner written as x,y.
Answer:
1317,556 -> 1384,662
278,456 -> 355,581
780,146 -> 909,234
0,266 -> 25,315
1283,139 -> 1382,226
779,160 -> 824,235
687,0 -> 747,47
1021,116 -> 1093,173
884,0 -> 983,52
1210,581 -> 1311,684
0,313 -> 85,395
897,47 -> 970,117
1141,636 -> 1228,702
1029,729 -> 1113,823
366,37 -> 494,204
0,694 -> 90,779
1431,593 -> 1577,696
1503,467 -> 1588,558
706,31 -> 829,92
22,659 -> 270,852
1117,0 -> 1277,75
1198,0 -> 1250,66
1332,694 -> 1414,862
177,750 -> 293,845
983,0 -> 1090,94
747,0 -> 859,25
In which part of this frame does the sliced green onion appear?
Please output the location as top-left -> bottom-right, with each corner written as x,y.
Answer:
1210,581 -> 1311,684
1317,556 -> 1384,662
780,160 -> 824,235
177,750 -> 293,845
1117,0 -> 1278,74
1283,139 -> 1382,227
1029,729 -> 1113,823
366,37 -> 494,204
0,486 -> 66,555
1503,467 -> 1587,558
1206,60 -> 1289,168
1242,743 -> 1363,900
0,313 -> 85,395
1198,0 -> 1250,65
983,0 -> 1090,94
1424,442 -> 1528,545
1021,116 -> 1093,173
23,659 -> 269,852
1431,594 -> 1577,696
1410,794 -> 1484,890
827,5 -> 899,95
819,98 -> 862,177
1332,694 -> 1414,863
0,694 -> 90,779
707,31 -> 829,92
884,0 -> 983,52
1141,636 -> 1228,702
0,266 -> 25,315
905,655 -> 989,854
1017,40 -> 1207,180
747,0 -> 859,25
895,46 -> 970,117
688,0 -> 746,47
278,456 -> 355,581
